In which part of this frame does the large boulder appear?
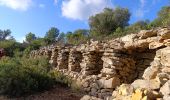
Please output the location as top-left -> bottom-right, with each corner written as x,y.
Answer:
160,80 -> 170,96
139,30 -> 157,39
158,28 -> 170,41
80,95 -> 103,100
160,47 -> 170,66
118,84 -> 134,96
131,79 -> 161,90
131,89 -> 145,100
131,89 -> 161,100
156,73 -> 170,86
97,77 -> 120,89
149,42 -> 164,49
142,66 -> 159,80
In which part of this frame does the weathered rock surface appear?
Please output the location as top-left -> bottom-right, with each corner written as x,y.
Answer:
30,27 -> 170,99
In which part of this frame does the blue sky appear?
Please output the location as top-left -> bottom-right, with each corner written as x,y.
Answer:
0,0 -> 169,42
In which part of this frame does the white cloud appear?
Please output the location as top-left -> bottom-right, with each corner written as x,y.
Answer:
54,0 -> 58,5
0,0 -> 33,11
135,0 -> 147,18
16,36 -> 25,43
39,4 -> 45,8
61,0 -> 113,20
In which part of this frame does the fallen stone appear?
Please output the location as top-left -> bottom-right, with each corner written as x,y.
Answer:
80,95 -> 103,100
163,95 -> 170,100
131,89 -> 144,100
98,77 -> 120,89
139,30 -> 157,39
160,47 -> 170,66
160,80 -> 170,96
149,42 -> 164,49
118,84 -> 134,96
156,73 -> 170,85
131,79 -> 160,90
142,66 -> 159,80
158,28 -> 170,41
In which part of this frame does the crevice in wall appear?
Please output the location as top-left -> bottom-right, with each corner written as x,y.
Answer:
133,49 -> 157,79
68,51 -> 83,72
57,51 -> 69,70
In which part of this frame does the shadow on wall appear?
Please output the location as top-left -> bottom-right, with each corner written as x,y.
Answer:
133,49 -> 157,79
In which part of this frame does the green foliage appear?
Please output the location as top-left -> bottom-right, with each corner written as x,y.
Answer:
45,27 -> 60,45
129,20 -> 150,31
26,32 -> 37,43
0,29 -> 11,41
23,38 -> 46,57
50,71 -> 81,92
66,29 -> 89,45
0,56 -> 55,97
0,55 -> 76,97
150,6 -> 170,27
57,32 -> 66,45
0,40 -> 23,57
89,7 -> 131,35
158,6 -> 170,26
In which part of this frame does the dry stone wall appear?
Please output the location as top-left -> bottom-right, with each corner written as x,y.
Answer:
30,27 -> 170,100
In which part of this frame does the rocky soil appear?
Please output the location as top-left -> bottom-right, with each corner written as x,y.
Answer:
0,84 -> 84,100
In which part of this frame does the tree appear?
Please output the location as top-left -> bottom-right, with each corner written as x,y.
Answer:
57,32 -> 66,45
44,27 -> 59,45
0,29 -> 11,41
26,32 -> 37,43
89,7 -> 130,35
66,29 -> 89,45
150,6 -> 170,27
158,6 -> 170,26
128,20 -> 150,32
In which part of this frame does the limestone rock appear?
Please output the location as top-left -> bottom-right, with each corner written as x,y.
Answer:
131,79 -> 161,90
142,66 -> 159,80
149,42 -> 164,49
131,89 -> 144,100
98,77 -> 120,89
80,95 -> 103,100
163,39 -> 170,46
118,84 -> 134,96
121,34 -> 137,42
139,30 -> 157,39
158,28 -> 170,41
160,47 -> 170,66
156,73 -> 170,85
163,95 -> 170,100
101,68 -> 117,75
160,80 -> 170,96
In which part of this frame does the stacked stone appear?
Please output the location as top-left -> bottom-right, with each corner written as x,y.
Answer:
101,51 -> 136,83
134,51 -> 156,78
49,47 -> 58,68
68,48 -> 83,72
111,28 -> 170,100
80,51 -> 103,75
29,27 -> 170,100
57,48 -> 70,70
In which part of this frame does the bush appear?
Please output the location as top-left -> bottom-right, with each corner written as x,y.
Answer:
49,71 -> 82,92
0,56 -> 55,97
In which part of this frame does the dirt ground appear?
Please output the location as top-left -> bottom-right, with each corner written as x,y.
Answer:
0,85 -> 84,100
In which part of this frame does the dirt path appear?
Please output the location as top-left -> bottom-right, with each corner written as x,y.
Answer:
0,85 -> 84,100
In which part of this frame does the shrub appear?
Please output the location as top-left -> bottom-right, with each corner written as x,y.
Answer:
49,71 -> 82,92
0,56 -> 55,97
